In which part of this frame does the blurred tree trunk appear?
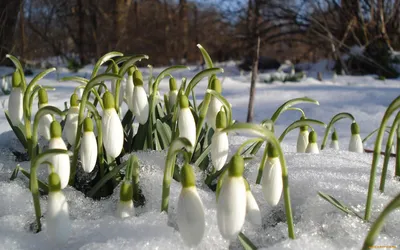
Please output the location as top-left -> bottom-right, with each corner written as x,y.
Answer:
377,0 -> 392,49
111,0 -> 132,50
179,0 -> 188,63
19,0 -> 26,62
0,0 -> 21,65
77,0 -> 86,65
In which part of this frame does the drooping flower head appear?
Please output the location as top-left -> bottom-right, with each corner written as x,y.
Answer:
168,77 -> 178,110
305,130 -> 319,154
330,129 -> 339,150
178,94 -> 196,150
243,179 -> 261,225
80,117 -> 97,173
8,70 -> 23,125
349,122 -> 364,153
49,121 -> 70,189
64,93 -> 79,145
116,181 -> 135,218
132,70 -> 149,124
176,163 -> 205,247
102,91 -> 124,158
296,117 -> 309,153
38,88 -> 53,140
211,110 -> 229,171
206,78 -> 223,130
261,143 -> 283,206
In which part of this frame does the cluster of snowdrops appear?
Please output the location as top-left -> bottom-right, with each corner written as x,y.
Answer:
4,46 -> 400,249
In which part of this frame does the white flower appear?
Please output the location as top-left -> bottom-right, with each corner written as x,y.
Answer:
261,156 -> 283,206
178,95 -> 196,149
116,200 -> 134,218
126,74 -> 135,111
349,122 -> 363,153
296,129 -> 309,153
80,118 -> 97,173
102,92 -> 124,158
64,106 -> 79,145
46,191 -> 71,244
211,130 -> 229,171
169,90 -> 178,110
206,96 -> 223,129
330,140 -> 339,150
132,84 -> 149,124
38,103 -> 53,140
177,187 -> 205,246
49,137 -> 70,189
8,87 -> 23,125
217,155 -> 247,240
246,189 -> 261,225
305,131 -> 319,154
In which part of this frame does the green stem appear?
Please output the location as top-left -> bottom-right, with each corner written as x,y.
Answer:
362,192 -> 400,250
270,97 -> 319,122
364,95 -> 400,221
278,118 -> 326,142
320,112 -> 355,150
379,112 -> 400,192
256,143 -> 268,184
396,125 -> 400,177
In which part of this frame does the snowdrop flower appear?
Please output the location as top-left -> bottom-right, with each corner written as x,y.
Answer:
46,172 -> 71,245
37,88 -> 53,140
8,71 -> 23,125
131,70 -> 149,124
211,110 -> 229,171
80,117 -> 97,173
296,122 -> 309,153
116,181 -> 134,218
244,179 -> 261,225
217,154 -> 247,240
330,129 -> 339,150
126,68 -> 135,112
64,94 -> 79,145
111,64 -> 125,107
168,77 -> 178,111
176,163 -> 205,247
178,94 -> 196,150
48,121 -> 70,189
76,87 -> 84,100
102,91 -> 124,158
305,130 -> 319,154
206,78 -> 223,130
261,143 -> 283,206
348,122 -> 364,153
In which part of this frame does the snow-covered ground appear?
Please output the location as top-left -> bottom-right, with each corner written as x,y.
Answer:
0,63 -> 399,250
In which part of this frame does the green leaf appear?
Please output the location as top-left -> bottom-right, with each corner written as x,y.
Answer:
5,111 -> 27,149
362,126 -> 391,143
318,192 -> 363,219
185,68 -> 224,96
321,112 -> 355,150
271,97 -> 319,122
91,51 -> 124,79
119,54 -> 149,76
194,144 -> 211,169
156,120 -> 172,148
6,54 -> 26,90
59,76 -> 89,84
197,44 -> 214,68
132,122 -> 148,150
238,232 -> 257,250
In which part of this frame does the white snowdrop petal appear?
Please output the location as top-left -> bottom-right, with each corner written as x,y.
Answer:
261,157 -> 283,206
132,86 -> 149,124
349,134 -> 364,153
217,177 -> 247,240
169,90 -> 178,110
64,107 -> 79,145
177,187 -> 205,247
102,109 -> 124,158
178,108 -> 196,149
296,130 -> 309,153
330,140 -> 339,150
116,200 -> 135,218
211,131 -> 229,171
49,138 -> 70,189
46,191 -> 71,245
206,96 -> 223,129
246,190 -> 261,225
38,114 -> 53,140
80,131 -> 97,173
8,88 -> 23,125
305,142 -> 319,154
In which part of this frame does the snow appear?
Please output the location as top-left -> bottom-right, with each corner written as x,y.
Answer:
0,62 -> 399,250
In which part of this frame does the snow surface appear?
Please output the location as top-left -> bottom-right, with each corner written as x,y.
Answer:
0,63 -> 399,250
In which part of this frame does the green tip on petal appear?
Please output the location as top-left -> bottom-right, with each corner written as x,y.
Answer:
216,110 -> 227,129
103,91 -> 115,110
309,130 -> 317,143
133,78 -> 144,86
181,163 -> 196,188
169,77 -> 177,91
48,172 -> 61,192
70,93 -> 79,107
120,181 -> 133,202
351,122 -> 360,135
50,121 -> 62,138
267,143 -> 279,158
112,63 -> 119,74
228,154 -> 244,177
12,71 -> 21,88
179,95 -> 189,109
243,178 -> 250,191
331,129 -> 338,141
83,117 -> 94,132
210,78 -> 222,93
38,88 -> 48,105
299,116 -> 308,131
128,67 -> 135,76
133,70 -> 143,81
